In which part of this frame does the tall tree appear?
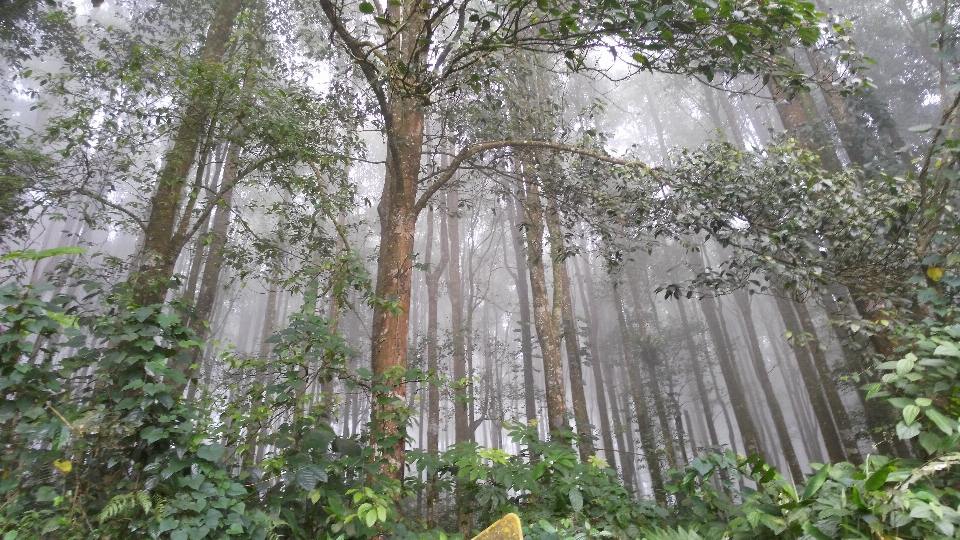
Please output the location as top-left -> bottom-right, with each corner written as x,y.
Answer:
316,0 -> 842,479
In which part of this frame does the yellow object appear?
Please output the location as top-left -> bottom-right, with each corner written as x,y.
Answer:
927,266 -> 944,282
53,460 -> 72,473
473,513 -> 522,540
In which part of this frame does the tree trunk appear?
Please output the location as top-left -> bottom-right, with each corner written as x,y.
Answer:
690,250 -> 762,457
132,0 -> 244,305
545,203 -> 594,459
445,188 -> 471,443
520,177 -> 568,434
572,253 -> 618,472
773,293 -> 846,463
368,93 -> 425,480
613,281 -> 665,504
624,268 -> 677,470
792,300 -> 863,464
733,290 -> 803,483
507,196 -> 539,426
676,300 -> 720,449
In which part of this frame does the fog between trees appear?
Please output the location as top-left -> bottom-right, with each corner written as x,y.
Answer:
2,0 -> 959,538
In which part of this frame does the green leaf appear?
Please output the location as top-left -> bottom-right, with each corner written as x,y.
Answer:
934,342 -> 960,357
801,463 -> 829,501
802,522 -> 832,540
141,426 -> 167,444
925,408 -> 956,435
902,404 -> 920,425
918,432 -> 942,454
896,420 -> 921,439
569,487 -> 583,513
864,465 -> 890,491
196,443 -> 226,462
156,313 -> 179,329
364,508 -> 377,528
358,2 -> 374,13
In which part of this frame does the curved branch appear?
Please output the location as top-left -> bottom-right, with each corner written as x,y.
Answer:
413,140 -> 654,215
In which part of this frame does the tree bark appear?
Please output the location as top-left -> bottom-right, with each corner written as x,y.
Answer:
732,290 -> 803,483
792,300 -> 863,464
507,196 -> 539,426
613,280 -> 665,504
572,253 -> 618,472
521,176 -> 568,434
132,0 -> 244,305
545,203 -> 594,459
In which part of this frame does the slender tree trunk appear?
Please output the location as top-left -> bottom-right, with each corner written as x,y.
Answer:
773,293 -> 846,463
624,269 -> 677,470
446,188 -> 471,443
733,290 -> 803,483
572,253 -> 618,472
613,281 -> 665,504
792,300 -> 863,464
507,196 -> 539,426
677,300 -> 720,448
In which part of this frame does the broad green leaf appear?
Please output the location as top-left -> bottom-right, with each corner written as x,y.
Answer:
902,404 -> 920,425
196,443 -> 226,462
141,426 -> 167,444
864,465 -> 890,491
802,522 -> 832,540
925,408 -> 956,435
569,487 -> 584,513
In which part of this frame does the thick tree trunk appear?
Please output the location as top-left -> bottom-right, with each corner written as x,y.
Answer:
132,0 -> 244,305
521,179 -> 568,434
369,94 -> 424,480
770,81 -> 843,172
545,203 -> 594,459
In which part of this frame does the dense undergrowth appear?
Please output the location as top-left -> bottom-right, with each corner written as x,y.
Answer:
1,251 -> 959,539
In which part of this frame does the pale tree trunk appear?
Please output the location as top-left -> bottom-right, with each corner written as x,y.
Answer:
773,292 -> 846,463
676,300 -> 719,449
732,290 -> 803,483
690,251 -> 762,457
624,268 -> 677,470
612,280 -> 665,504
572,253 -> 617,471
792,300 -> 863,464
507,196 -> 539,426
445,188 -> 471,443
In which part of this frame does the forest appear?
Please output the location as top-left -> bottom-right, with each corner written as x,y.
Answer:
1,0 -> 959,538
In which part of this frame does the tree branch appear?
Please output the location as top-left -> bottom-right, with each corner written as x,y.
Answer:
413,140 -> 654,215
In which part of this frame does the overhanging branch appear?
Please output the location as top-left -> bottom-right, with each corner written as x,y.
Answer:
413,139 -> 655,215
